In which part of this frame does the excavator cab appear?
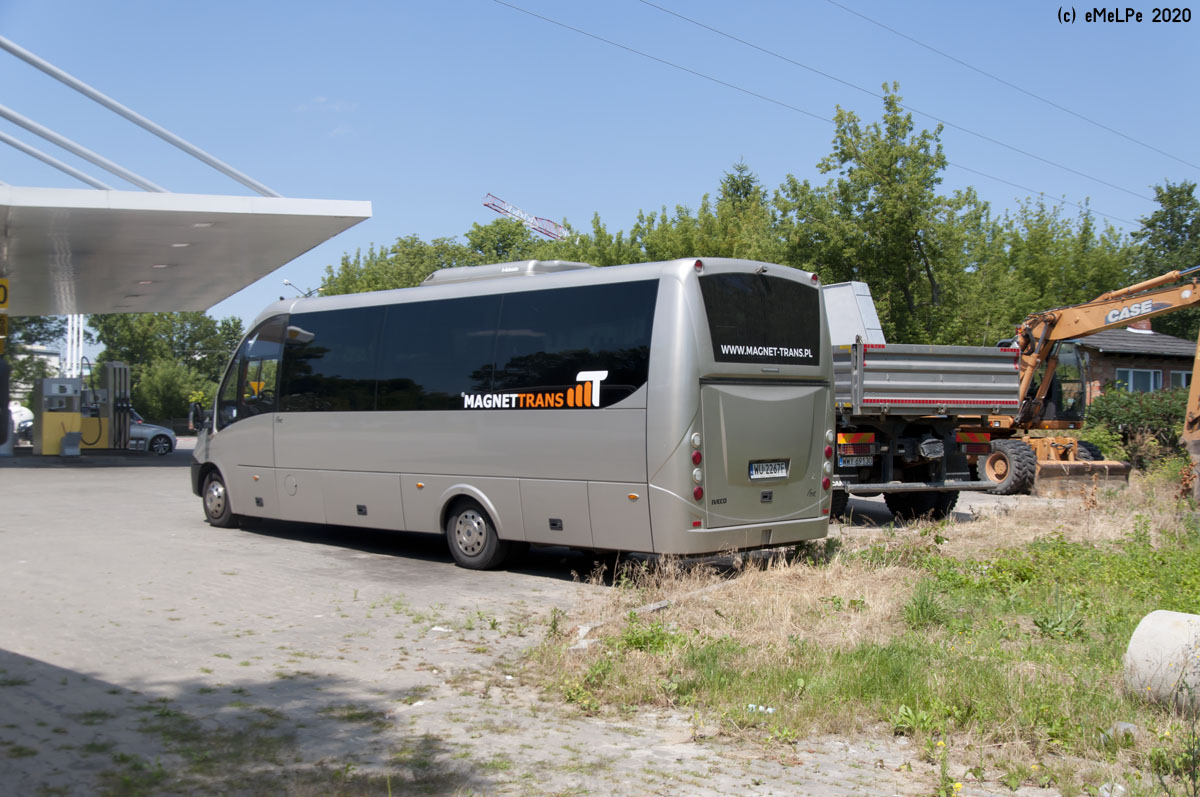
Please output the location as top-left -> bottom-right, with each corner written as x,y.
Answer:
1036,343 -> 1085,423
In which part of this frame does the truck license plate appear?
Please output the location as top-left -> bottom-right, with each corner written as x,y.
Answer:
749,460 -> 789,480
838,456 -> 873,467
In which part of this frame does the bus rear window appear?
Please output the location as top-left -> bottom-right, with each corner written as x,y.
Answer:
699,272 -> 821,366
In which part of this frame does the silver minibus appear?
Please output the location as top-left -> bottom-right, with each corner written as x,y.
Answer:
190,257 -> 834,568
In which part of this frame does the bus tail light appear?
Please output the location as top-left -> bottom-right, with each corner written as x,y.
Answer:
821,477 -> 831,491
824,445 -> 833,459
693,486 -> 704,501
692,450 -> 702,465
692,468 -> 703,484
693,259 -> 703,272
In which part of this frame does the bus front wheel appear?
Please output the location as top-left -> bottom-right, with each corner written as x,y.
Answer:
202,470 -> 238,528
445,500 -> 509,570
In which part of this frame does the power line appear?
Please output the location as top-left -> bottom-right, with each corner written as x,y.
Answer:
639,0 -> 1153,202
822,0 -> 1200,172
492,1 -> 1138,227
491,1 -> 829,124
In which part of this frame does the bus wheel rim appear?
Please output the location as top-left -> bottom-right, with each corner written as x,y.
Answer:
455,510 -> 486,556
205,480 -> 226,517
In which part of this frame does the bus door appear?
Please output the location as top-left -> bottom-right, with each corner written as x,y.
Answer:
210,315 -> 285,518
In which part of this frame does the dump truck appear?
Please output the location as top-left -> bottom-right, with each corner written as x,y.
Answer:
823,282 -> 1021,519
967,265 -> 1200,496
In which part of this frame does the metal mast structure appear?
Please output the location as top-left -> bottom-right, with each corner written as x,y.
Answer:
482,193 -> 565,240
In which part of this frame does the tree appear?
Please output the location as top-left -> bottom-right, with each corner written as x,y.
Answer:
775,84 -> 987,344
1131,180 -> 1200,340
322,236 -> 476,295
622,162 -> 783,264
961,200 -> 1134,345
88,312 -> 243,419
5,315 -> 68,402
89,312 -> 243,383
133,359 -> 215,423
464,218 -> 543,262
321,219 -> 557,296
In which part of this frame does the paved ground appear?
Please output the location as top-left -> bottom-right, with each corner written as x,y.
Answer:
0,442 -> 1053,795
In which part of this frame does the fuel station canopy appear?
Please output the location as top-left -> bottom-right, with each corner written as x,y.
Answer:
1,185 -> 371,317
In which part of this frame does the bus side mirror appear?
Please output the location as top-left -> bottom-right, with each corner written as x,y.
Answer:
189,401 -> 209,432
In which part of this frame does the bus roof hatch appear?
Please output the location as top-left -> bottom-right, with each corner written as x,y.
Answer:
421,260 -> 594,286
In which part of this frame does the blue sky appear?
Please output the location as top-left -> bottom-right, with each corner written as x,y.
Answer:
0,1 -> 1196,334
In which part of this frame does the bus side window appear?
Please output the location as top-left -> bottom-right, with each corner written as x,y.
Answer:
216,316 -> 286,428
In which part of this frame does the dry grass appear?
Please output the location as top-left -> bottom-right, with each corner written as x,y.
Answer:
558,471 -> 1194,660
529,466 -> 1200,794
573,556 -> 912,650
866,470 -> 1192,561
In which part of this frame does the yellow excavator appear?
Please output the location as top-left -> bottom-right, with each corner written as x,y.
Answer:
963,265 -> 1200,496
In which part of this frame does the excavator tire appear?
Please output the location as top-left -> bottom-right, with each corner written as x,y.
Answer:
985,439 -> 1037,495
1076,441 -> 1104,461
830,489 -> 850,520
883,491 -> 959,521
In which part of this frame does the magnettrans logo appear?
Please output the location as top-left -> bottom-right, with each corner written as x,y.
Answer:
461,371 -> 608,409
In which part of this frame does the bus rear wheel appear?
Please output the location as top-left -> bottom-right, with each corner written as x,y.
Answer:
446,500 -> 510,570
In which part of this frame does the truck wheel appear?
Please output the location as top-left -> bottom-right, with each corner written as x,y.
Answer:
1076,441 -> 1104,461
885,491 -> 959,521
830,490 -> 849,519
445,500 -> 510,570
884,492 -> 932,520
931,491 -> 959,519
985,439 -> 1037,495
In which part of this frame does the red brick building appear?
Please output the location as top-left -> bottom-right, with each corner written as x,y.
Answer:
1071,320 -> 1195,403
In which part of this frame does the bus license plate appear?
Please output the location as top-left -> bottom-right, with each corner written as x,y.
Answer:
838,456 -> 873,467
749,460 -> 789,480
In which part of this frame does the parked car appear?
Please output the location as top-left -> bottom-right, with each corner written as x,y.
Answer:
15,418 -> 32,445
9,401 -> 32,437
129,410 -> 176,456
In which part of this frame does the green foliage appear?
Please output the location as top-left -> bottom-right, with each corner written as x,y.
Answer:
88,312 -> 240,421
1085,387 -> 1187,466
968,200 -> 1132,346
1132,180 -> 1200,341
891,703 -> 937,735
89,312 -> 242,384
5,315 -> 69,396
1078,423 -> 1128,462
775,84 -> 985,344
320,219 -> 552,296
1032,590 -> 1085,639
133,360 -> 216,423
903,579 -> 948,628
614,613 -> 684,654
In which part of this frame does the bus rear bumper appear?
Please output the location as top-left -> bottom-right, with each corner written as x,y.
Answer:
658,515 -> 830,555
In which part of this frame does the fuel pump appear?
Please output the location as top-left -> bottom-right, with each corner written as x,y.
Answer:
102,362 -> 132,450
79,362 -> 132,450
32,377 -> 82,456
